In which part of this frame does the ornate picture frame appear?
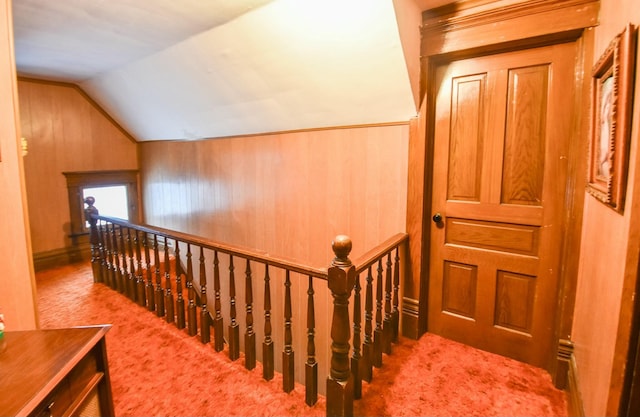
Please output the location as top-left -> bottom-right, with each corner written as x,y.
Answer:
587,23 -> 637,213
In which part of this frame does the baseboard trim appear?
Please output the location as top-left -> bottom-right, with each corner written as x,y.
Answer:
33,244 -> 90,271
567,352 -> 585,417
401,297 -> 420,339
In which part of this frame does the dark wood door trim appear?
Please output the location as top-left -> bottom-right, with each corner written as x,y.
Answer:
404,0 -> 598,381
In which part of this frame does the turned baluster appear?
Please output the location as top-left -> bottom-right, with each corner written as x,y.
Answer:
373,259 -> 384,368
164,236 -> 174,324
186,243 -> 198,336
98,221 -> 109,283
143,232 -> 155,312
326,235 -> 355,417
112,225 -> 123,293
118,225 -> 129,297
392,247 -> 400,342
153,235 -> 165,317
228,255 -> 240,360
362,266 -> 374,382
126,227 -> 136,300
383,253 -> 393,354
213,251 -> 224,351
306,275 -> 318,406
262,264 -> 274,381
199,246 -> 210,344
174,240 -> 185,329
134,230 -> 145,306
283,270 -> 294,393
244,259 -> 256,370
105,223 -> 116,289
351,272 -> 362,399
83,196 -> 102,283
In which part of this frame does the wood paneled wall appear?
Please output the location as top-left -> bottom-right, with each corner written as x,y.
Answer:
572,1 -> 640,415
139,124 -> 409,390
17,79 -> 138,258
0,0 -> 37,330
140,124 -> 409,268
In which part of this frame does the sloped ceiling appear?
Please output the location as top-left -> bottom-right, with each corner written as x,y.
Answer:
12,0 -> 449,141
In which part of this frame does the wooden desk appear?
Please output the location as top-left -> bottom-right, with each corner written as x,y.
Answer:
0,325 -> 114,416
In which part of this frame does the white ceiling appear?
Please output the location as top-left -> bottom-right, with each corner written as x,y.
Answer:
12,0 -> 446,141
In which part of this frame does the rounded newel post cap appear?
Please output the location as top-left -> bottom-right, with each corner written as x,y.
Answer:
332,235 -> 352,266
84,196 -> 99,221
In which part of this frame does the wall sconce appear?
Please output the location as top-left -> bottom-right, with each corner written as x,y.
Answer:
21,137 -> 28,157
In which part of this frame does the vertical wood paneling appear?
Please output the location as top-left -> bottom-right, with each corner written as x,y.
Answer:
567,5 -> 640,415
0,0 -> 38,330
140,123 -> 409,392
17,79 -> 138,255
141,124 -> 408,267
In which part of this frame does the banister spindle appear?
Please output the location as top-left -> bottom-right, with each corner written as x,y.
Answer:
126,228 -> 136,300
362,266 -> 374,382
305,275 -> 318,406
98,221 -> 108,283
213,251 -> 224,351
83,196 -> 102,283
392,247 -> 400,342
113,225 -> 123,292
154,235 -> 164,317
263,264 -> 274,381
164,236 -> 174,324
144,232 -> 155,312
326,235 -> 355,417
199,246 -> 210,344
134,230 -> 146,306
186,243 -> 197,336
228,256 -> 240,360
373,259 -> 384,368
106,223 -> 116,289
244,259 -> 256,370
118,225 -> 128,296
383,253 -> 393,354
352,272 -> 362,399
174,240 -> 185,329
283,270 -> 294,393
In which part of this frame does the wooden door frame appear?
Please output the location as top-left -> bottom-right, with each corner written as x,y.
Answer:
403,0 -> 599,386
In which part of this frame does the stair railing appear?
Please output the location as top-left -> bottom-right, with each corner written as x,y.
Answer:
85,197 -> 407,417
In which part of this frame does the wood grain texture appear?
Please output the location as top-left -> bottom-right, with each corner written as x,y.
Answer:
428,42 -> 577,369
17,78 -> 138,255
571,2 -> 640,415
139,123 -> 409,389
448,74 -> 485,201
0,326 -> 113,416
140,124 -> 408,268
501,65 -> 547,206
0,0 -> 38,331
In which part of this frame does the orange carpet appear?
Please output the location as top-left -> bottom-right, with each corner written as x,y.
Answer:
36,262 -> 568,416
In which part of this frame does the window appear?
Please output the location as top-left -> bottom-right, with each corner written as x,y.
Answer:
82,185 -> 129,228
64,170 -> 139,237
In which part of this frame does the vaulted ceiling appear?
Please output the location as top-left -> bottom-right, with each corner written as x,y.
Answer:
12,0 -> 450,141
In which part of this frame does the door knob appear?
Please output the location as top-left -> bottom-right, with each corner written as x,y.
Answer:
432,213 -> 443,223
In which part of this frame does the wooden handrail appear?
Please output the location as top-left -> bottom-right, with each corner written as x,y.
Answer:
84,197 -> 409,417
352,233 -> 408,274
91,214 -> 328,279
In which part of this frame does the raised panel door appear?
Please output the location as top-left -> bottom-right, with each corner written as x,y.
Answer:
428,42 -> 577,368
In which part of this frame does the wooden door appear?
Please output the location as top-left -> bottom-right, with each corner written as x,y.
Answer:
428,42 -> 577,368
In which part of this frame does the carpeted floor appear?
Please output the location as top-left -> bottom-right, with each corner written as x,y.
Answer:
36,262 -> 568,416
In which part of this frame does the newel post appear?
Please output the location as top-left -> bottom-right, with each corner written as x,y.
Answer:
326,235 -> 356,417
84,196 -> 102,283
